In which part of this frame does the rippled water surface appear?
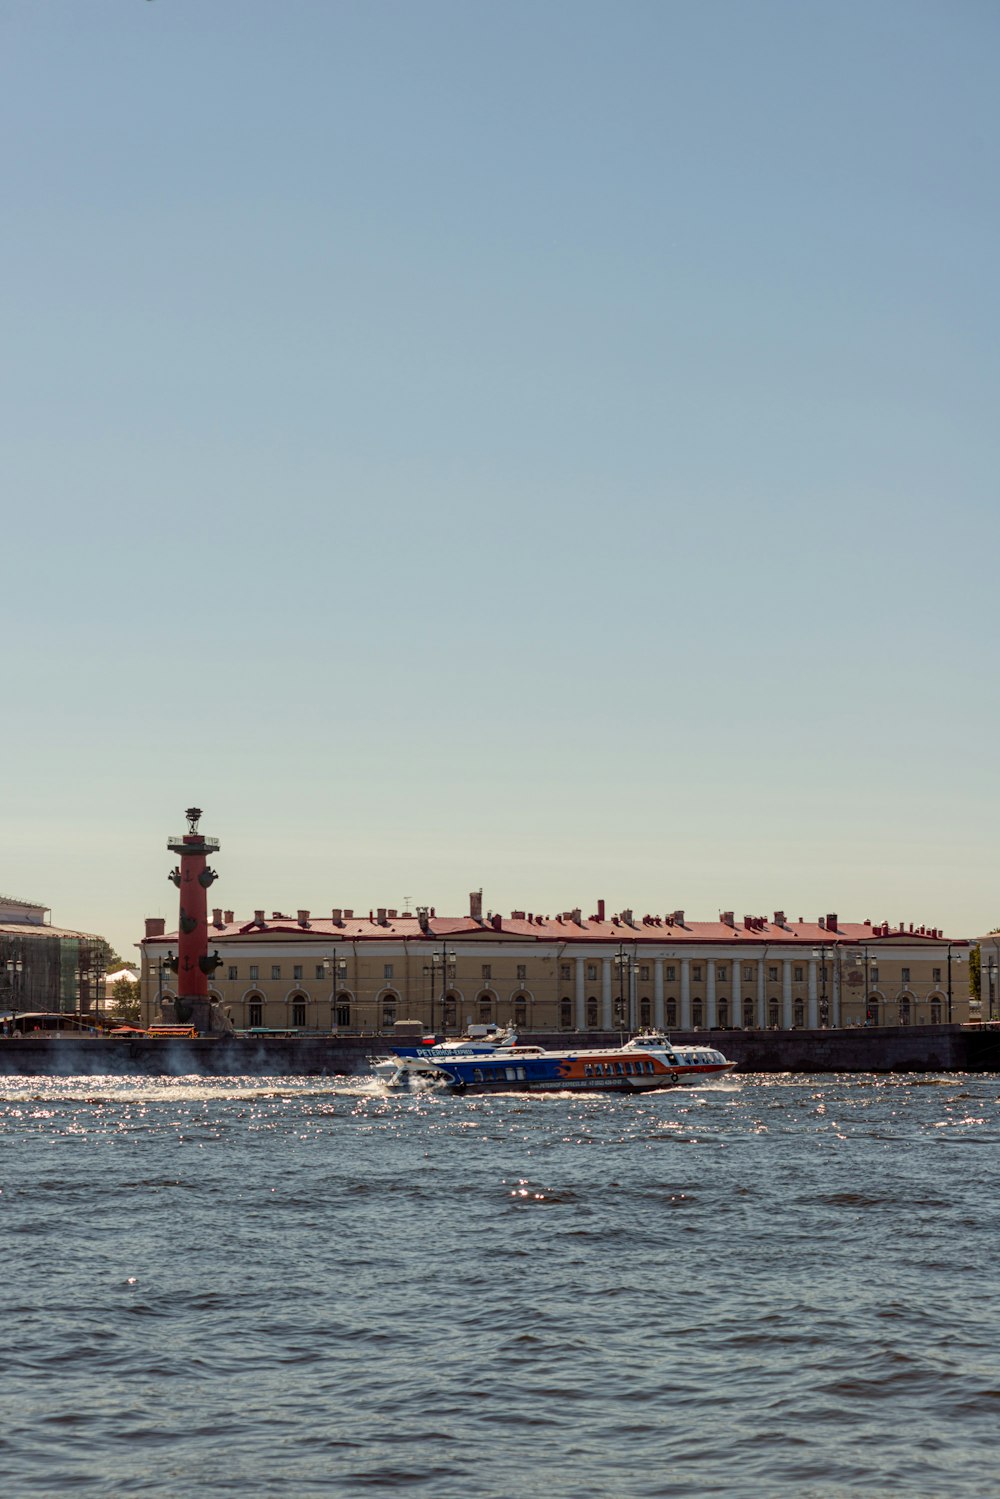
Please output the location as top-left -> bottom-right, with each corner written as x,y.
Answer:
3,1071 -> 1000,1497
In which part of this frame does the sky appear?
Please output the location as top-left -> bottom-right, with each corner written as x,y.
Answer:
2,0 -> 998,959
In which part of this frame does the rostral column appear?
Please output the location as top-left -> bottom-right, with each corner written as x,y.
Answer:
166,807 -> 223,1034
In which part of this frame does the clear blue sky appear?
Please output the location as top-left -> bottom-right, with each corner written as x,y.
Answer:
2,0 -> 997,959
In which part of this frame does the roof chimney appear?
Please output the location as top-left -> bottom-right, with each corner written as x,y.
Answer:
297,909 -> 311,928
674,910 -> 685,927
818,916 -> 826,930
145,917 -> 166,939
224,910 -> 234,924
773,911 -> 785,928
343,908 -> 354,920
417,906 -> 430,933
597,898 -> 606,922
721,910 -> 734,927
491,913 -> 502,931
826,913 -> 838,933
212,907 -> 223,929
254,909 -> 266,927
331,908 -> 343,925
469,889 -> 483,920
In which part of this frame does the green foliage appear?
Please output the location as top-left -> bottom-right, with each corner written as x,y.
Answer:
108,977 -> 141,1024
969,945 -> 981,1000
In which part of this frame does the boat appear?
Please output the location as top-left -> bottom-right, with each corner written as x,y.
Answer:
370,1030 -> 736,1094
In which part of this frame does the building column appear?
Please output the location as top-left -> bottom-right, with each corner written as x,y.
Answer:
731,957 -> 741,1028
654,958 -> 665,1030
758,958 -> 767,1028
807,959 -> 819,1029
601,958 -> 613,1030
575,957 -> 586,1031
706,960 -> 717,1028
680,959 -> 692,1030
782,960 -> 793,1030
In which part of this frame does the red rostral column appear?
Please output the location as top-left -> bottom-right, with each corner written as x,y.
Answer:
167,807 -> 221,1034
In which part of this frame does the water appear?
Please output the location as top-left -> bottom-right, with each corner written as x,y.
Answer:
2,1072 -> 999,1498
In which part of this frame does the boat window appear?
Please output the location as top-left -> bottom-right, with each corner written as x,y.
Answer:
516,1067 -> 526,1080
614,1063 -> 624,1075
473,1069 -> 484,1083
624,1061 -> 633,1074
584,1065 -> 593,1077
505,1067 -> 517,1081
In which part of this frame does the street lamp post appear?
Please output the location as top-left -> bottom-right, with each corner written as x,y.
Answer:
812,945 -> 832,1028
5,956 -> 23,1028
947,944 -> 963,1025
326,955 -> 348,1030
429,947 -> 456,1036
613,947 -> 639,1033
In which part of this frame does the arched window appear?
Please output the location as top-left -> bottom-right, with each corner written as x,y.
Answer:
692,1000 -> 703,1028
899,995 -> 911,1025
742,997 -> 754,1028
768,1000 -> 779,1028
639,997 -> 651,1027
335,997 -> 351,1028
930,999 -> 942,1024
477,992 -> 492,1023
291,994 -> 307,1028
443,998 -> 456,1027
587,996 -> 598,1028
717,999 -> 728,1028
247,995 -> 264,1029
382,993 -> 398,1028
793,1000 -> 804,1028
560,998 -> 572,1029
666,999 -> 677,1027
513,996 -> 527,1027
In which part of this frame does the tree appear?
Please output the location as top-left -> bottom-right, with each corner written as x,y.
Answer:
970,945 -> 981,1001
108,977 -> 141,1024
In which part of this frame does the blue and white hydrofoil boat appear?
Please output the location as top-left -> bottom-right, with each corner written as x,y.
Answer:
370,1032 -> 735,1095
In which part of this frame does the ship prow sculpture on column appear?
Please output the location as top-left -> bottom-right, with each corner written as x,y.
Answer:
163,807 -> 233,1036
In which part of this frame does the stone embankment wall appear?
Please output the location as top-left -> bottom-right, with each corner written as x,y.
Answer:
3,1025 -> 1000,1077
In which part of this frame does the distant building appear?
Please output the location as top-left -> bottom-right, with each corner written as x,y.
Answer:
0,894 -> 107,1015
138,898 -> 973,1033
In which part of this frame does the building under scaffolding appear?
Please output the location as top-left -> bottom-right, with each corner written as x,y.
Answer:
0,894 -> 109,1017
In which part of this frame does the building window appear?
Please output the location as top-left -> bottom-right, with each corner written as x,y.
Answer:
514,1001 -> 527,1027
794,1000 -> 804,1027
560,999 -> 572,1029
692,965 -> 702,982
692,1000 -> 703,1027
271,965 -> 281,981
901,967 -> 910,984
384,963 -> 394,982
482,964 -> 492,981
478,993 -> 492,1021
587,997 -> 598,1028
336,1002 -> 350,1028
716,966 -> 726,983
293,965 -> 303,982
516,964 -> 527,983
900,996 -> 911,1025
443,1000 -> 456,1026
794,966 -> 804,983
639,965 -> 650,982
744,965 -> 753,981
382,999 -> 396,1028
228,966 -> 238,981
768,1000 -> 779,1027
932,967 -> 941,984
743,998 -> 753,1027
315,965 -> 325,980
666,966 -> 676,983
292,999 -> 306,1028
666,999 -> 677,1026
717,999 -> 728,1027
560,963 -> 571,981
930,1000 -> 942,1024
871,966 -> 880,984
768,966 -> 778,982
249,965 -> 259,982
248,1001 -> 262,1028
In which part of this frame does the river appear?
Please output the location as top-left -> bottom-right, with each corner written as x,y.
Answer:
2,1071 -> 998,1497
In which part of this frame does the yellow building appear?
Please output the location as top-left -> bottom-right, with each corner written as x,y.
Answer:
139,897 -> 973,1033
